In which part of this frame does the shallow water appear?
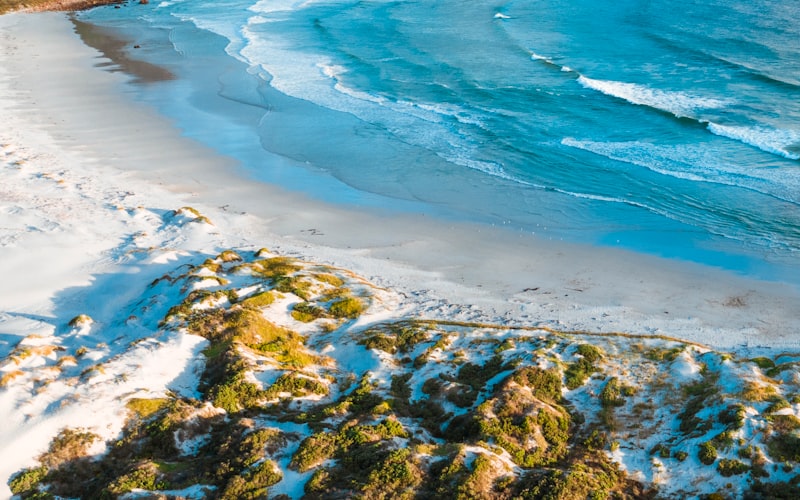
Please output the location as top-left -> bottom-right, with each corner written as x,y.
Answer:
79,0 -> 800,284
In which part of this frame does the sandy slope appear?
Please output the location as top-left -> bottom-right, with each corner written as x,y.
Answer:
1,10 -> 800,497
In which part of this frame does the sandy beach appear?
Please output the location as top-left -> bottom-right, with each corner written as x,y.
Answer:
2,10 -> 800,498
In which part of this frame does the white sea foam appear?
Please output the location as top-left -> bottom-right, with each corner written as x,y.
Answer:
249,0 -> 311,15
562,137 -> 710,183
494,13 -> 511,20
561,137 -> 800,204
577,76 -> 729,118
707,123 -> 800,160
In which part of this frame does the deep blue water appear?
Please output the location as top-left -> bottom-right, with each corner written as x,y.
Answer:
79,0 -> 800,284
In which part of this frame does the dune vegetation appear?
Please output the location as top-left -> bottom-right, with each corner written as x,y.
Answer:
7,244 -> 800,499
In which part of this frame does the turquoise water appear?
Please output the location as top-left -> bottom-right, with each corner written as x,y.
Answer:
79,0 -> 800,284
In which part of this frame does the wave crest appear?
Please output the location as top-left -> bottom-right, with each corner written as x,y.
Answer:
707,123 -> 800,160
577,76 -> 730,118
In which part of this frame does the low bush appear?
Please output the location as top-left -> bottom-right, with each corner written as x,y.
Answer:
240,291 -> 275,309
39,428 -> 99,469
717,458 -> 749,477
9,466 -> 48,496
698,441 -> 718,465
291,302 -> 327,322
107,462 -> 167,495
600,377 -> 626,407
329,297 -> 364,319
359,322 -> 429,354
511,366 -> 562,402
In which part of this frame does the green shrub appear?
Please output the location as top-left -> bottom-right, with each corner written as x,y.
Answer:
329,297 -> 364,319
291,302 -> 327,322
213,376 -> 264,413
767,433 -> 800,462
575,344 -> 604,363
565,358 -> 594,390
359,322 -> 430,354
749,357 -> 776,369
240,291 -> 275,309
9,466 -> 48,495
290,433 -> 338,472
107,463 -> 167,495
390,373 -> 413,400
221,460 -> 282,500
511,367 -> 562,401
305,468 -> 331,493
678,377 -> 719,434
274,276 -> 312,300
126,398 -> 170,420
265,373 -> 327,399
375,418 -> 408,439
718,403 -> 745,429
644,346 -> 683,362
314,273 -> 344,287
421,377 -> 443,396
650,443 -> 671,458
718,458 -> 749,477
583,429 -> 608,451
252,257 -> 300,278
698,441 -> 718,465
362,449 -> 421,497
600,377 -> 626,407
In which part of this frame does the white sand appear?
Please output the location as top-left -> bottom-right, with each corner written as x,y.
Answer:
1,11 -> 799,496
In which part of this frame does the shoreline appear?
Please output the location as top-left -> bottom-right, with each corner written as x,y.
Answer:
2,10 -> 800,498
1,11 -> 799,354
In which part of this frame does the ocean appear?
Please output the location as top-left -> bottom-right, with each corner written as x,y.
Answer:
77,0 -> 800,284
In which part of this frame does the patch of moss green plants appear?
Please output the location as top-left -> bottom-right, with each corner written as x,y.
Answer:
312,272 -> 345,287
718,403 -> 746,430
717,458 -> 749,477
126,397 -> 170,420
749,356 -> 776,370
106,462 -> 169,496
565,343 -> 604,389
740,380 -> 779,402
8,466 -> 48,497
264,373 -> 328,399
644,345 -> 684,362
359,321 -> 431,354
446,354 -> 507,407
698,441 -> 718,465
291,301 -> 327,322
511,366 -> 563,401
239,290 -> 275,308
600,377 -> 628,407
251,256 -> 300,278
677,373 -> 720,435
273,275 -> 313,300
328,296 -> 364,319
